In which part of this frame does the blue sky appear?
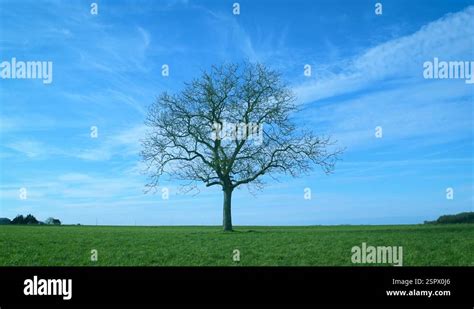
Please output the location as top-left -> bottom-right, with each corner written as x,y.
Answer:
0,0 -> 473,225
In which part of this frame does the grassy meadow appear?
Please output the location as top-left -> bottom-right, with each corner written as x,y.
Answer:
0,224 -> 472,266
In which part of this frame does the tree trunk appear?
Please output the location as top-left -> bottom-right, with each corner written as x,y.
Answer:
223,187 -> 233,231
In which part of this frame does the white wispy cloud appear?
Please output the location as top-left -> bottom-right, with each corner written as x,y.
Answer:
137,26 -> 151,49
294,6 -> 474,104
75,124 -> 147,161
301,79 -> 472,149
294,6 -> 474,152
4,124 -> 147,161
6,140 -> 51,158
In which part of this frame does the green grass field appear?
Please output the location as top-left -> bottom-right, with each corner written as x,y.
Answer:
0,224 -> 472,266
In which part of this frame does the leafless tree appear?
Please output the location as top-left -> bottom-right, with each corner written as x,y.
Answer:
141,62 -> 342,231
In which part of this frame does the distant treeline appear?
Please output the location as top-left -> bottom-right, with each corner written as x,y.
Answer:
424,212 -> 474,224
0,214 -> 61,225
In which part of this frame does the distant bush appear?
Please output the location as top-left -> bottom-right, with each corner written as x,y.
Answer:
25,214 -> 39,224
45,217 -> 61,225
0,218 -> 11,225
11,215 -> 25,224
425,212 -> 474,224
11,214 -> 39,225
